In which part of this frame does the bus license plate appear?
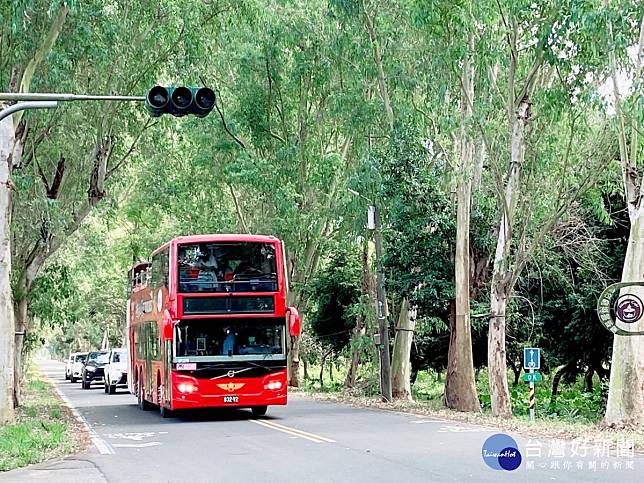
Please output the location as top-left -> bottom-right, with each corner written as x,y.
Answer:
223,396 -> 239,403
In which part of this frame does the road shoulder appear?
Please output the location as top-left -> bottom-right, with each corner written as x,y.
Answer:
294,390 -> 644,453
0,362 -> 99,482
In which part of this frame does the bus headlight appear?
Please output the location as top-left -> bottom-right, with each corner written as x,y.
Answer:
265,380 -> 283,390
177,382 -> 197,394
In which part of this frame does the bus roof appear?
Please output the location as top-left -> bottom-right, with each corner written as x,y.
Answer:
150,234 -> 281,257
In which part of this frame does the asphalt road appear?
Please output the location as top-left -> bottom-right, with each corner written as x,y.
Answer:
1,361 -> 642,483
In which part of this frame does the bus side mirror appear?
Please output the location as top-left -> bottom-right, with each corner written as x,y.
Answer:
287,307 -> 301,337
163,312 -> 174,340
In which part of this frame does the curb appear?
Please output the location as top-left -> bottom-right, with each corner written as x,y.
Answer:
42,368 -> 114,455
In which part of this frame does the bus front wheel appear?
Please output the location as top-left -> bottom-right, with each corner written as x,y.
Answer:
251,406 -> 267,417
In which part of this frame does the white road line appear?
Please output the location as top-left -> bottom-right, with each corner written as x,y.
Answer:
112,442 -> 161,448
410,420 -> 450,424
44,372 -> 115,455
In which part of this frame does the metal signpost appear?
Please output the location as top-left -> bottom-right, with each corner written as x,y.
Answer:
523,347 -> 541,421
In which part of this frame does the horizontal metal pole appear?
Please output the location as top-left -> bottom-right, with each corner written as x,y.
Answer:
0,92 -> 144,102
0,101 -> 58,122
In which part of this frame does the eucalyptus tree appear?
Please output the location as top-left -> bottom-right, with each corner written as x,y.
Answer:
474,0 -> 623,417
603,8 -> 644,428
0,0 -> 69,422
2,0 -> 196,408
409,0 -> 489,411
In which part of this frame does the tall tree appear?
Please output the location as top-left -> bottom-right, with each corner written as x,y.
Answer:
444,30 -> 481,412
0,115 -> 16,424
604,12 -> 644,428
0,0 -> 68,419
483,0 -> 622,417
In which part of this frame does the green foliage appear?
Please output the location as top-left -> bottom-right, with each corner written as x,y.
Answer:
0,373 -> 74,471
409,369 -> 605,422
308,246 -> 362,353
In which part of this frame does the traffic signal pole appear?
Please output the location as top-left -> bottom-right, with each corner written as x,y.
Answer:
0,93 -> 145,123
0,86 -> 215,119
0,93 -> 144,102
0,101 -> 58,123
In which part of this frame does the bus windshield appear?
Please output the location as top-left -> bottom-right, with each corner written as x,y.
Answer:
178,242 -> 278,293
174,318 -> 285,361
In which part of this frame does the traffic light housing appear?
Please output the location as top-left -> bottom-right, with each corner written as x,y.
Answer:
145,86 -> 215,118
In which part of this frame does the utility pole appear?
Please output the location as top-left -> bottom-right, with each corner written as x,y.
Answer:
372,204 -> 392,402
348,189 -> 392,402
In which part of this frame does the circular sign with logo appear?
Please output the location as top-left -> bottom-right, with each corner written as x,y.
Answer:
481,433 -> 522,471
157,289 -> 163,313
615,294 -> 643,324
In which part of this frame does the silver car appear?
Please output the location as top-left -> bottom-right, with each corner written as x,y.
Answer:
70,352 -> 88,382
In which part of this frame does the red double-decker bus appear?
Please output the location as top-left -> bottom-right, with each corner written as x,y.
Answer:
126,234 -> 301,417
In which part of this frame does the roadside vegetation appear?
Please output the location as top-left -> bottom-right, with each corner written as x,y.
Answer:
0,369 -> 79,471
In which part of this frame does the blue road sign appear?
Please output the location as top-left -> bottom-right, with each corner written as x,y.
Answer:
523,347 -> 541,370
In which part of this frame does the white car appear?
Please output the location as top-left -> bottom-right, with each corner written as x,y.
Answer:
64,353 -> 75,380
70,352 -> 88,382
104,348 -> 128,394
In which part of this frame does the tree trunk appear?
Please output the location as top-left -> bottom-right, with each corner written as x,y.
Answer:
101,327 -> 109,350
391,298 -> 417,400
605,213 -> 644,427
508,358 -> 521,387
287,287 -> 301,387
550,365 -> 567,407
345,240 -> 372,389
0,115 -> 16,424
488,281 -> 512,418
584,367 -> 594,393
13,297 -> 28,407
362,0 -> 394,131
487,98 -> 531,419
329,358 -> 334,383
303,358 -> 309,381
290,335 -> 301,387
319,350 -> 328,388
444,36 -> 481,413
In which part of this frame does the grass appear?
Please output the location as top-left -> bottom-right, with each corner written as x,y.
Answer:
0,370 -> 79,472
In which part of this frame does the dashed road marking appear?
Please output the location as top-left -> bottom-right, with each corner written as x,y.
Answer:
250,419 -> 336,443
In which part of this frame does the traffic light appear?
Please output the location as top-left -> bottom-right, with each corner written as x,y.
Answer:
145,86 -> 215,118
